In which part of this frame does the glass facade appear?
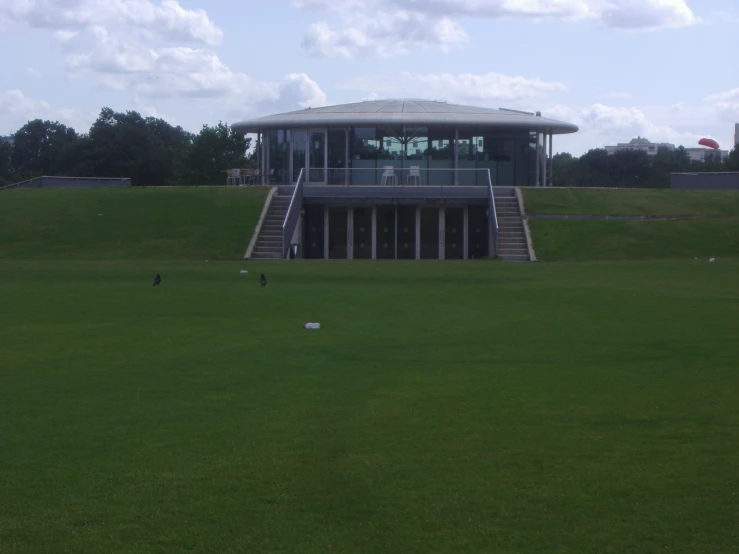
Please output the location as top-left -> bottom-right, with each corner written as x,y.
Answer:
265,125 -> 548,187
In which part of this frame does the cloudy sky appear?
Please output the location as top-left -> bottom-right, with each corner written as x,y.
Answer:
1,0 -> 737,155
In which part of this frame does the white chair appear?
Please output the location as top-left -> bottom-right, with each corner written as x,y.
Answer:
381,166 -> 397,186
407,165 -> 421,185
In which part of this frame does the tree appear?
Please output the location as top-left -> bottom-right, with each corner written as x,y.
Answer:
0,140 -> 12,187
551,152 -> 578,187
175,122 -> 251,186
11,119 -> 79,177
725,147 -> 739,171
84,108 -> 193,186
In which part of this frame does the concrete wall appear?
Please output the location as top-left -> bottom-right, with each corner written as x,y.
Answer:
670,173 -> 739,190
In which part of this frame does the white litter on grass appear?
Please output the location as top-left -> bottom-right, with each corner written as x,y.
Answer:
240,270 -> 248,274
303,322 -> 321,329
709,258 -> 716,264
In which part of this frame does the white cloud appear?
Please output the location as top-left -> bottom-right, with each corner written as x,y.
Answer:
23,68 -> 43,79
704,88 -> 739,123
341,71 -> 567,105
302,10 -> 468,58
0,90 -> 50,117
0,0 -> 223,45
293,0 -> 699,57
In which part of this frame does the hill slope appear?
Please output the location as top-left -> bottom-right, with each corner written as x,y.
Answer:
0,187 -> 269,261
522,188 -> 739,261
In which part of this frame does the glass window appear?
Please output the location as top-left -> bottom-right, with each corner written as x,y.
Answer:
457,127 -> 477,186
428,127 -> 454,185
376,126 -> 403,184
269,129 -> 290,184
350,127 -> 377,185
292,130 -> 307,182
328,129 -> 347,184
404,126 -> 428,185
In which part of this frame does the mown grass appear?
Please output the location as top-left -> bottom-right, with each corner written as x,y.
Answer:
0,187 -> 269,261
522,188 -> 739,217
529,217 -> 739,262
1,260 -> 738,553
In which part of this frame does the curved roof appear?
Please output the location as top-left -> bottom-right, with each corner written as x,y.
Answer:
232,100 -> 578,134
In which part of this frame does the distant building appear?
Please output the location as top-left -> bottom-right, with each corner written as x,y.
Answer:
683,148 -> 728,163
606,136 -> 728,161
604,136 -> 675,156
735,123 -> 739,147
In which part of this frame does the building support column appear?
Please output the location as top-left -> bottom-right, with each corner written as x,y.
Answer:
439,208 -> 445,259
548,132 -> 554,187
347,208 -> 353,260
371,206 -> 377,259
454,128 -> 459,185
463,207 -> 469,260
415,206 -> 421,260
323,205 -> 329,260
535,133 -> 541,187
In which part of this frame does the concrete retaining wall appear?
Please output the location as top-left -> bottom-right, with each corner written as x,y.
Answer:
670,173 -> 739,190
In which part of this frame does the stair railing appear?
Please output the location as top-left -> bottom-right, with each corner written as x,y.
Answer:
486,169 -> 499,258
282,168 -> 305,259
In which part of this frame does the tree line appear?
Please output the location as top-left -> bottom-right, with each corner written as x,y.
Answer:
552,146 -> 739,188
0,107 -> 253,188
2,107 -> 738,188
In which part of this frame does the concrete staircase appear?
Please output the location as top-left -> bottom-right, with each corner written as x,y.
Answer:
494,193 -> 530,262
251,195 -> 291,260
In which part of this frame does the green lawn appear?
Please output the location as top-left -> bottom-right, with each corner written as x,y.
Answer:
522,188 -> 739,217
0,187 -> 269,261
529,217 -> 739,262
1,260 -> 738,553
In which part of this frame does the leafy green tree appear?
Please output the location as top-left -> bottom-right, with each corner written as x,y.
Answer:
551,152 -> 578,187
724,147 -> 739,171
84,108 -> 193,186
0,140 -> 13,186
175,122 -> 251,186
11,119 -> 79,177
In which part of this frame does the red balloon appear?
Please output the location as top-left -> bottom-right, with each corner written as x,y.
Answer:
698,138 -> 719,150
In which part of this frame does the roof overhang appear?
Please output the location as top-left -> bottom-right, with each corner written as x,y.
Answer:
232,100 -> 579,135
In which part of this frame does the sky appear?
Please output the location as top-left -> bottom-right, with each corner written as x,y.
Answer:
0,0 -> 738,155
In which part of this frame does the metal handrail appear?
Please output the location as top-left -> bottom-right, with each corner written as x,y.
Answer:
297,167 -> 494,187
486,169 -> 499,258
282,168 -> 305,259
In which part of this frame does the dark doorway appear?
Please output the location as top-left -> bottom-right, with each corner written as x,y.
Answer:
352,207 -> 372,259
328,207 -> 348,259
444,208 -> 464,259
303,205 -> 325,259
376,205 -> 396,259
468,206 -> 489,259
397,205 -> 416,259
420,207 -> 440,259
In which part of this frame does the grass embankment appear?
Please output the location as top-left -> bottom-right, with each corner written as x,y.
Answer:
0,187 -> 269,261
1,260 -> 738,553
521,188 -> 739,261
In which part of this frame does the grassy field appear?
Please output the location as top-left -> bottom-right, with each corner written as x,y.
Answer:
1,260 -> 738,553
0,187 -> 269,260
529,217 -> 739,262
522,188 -> 739,217
521,188 -> 739,261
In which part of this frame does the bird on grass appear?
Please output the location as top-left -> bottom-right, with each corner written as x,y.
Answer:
260,273 -> 267,287
153,274 -> 161,286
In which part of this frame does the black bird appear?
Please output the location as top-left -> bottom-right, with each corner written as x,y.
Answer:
259,273 -> 267,287
153,273 -> 161,286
